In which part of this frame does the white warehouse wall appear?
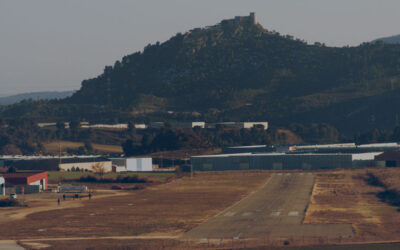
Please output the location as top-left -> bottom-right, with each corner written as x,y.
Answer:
126,158 -> 153,171
0,177 -> 4,196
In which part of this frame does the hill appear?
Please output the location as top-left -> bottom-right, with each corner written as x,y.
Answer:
372,34 -> 400,44
0,91 -> 75,105
3,13 -> 400,135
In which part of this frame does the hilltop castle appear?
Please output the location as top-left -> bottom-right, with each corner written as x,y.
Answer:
221,12 -> 258,25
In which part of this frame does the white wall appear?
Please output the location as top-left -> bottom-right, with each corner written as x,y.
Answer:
243,122 -> 269,130
0,177 -> 4,196
59,161 -> 112,172
352,152 -> 383,161
29,179 -> 46,191
192,122 -> 205,128
126,158 -> 153,171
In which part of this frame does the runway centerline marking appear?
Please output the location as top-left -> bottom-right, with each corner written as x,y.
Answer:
224,212 -> 235,217
270,211 -> 281,216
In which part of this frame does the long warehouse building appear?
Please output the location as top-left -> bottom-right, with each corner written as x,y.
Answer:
191,152 -> 379,171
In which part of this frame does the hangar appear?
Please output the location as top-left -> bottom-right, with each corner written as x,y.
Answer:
0,172 -> 48,193
191,152 -> 379,171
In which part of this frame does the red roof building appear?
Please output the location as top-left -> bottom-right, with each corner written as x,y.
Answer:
0,172 -> 48,190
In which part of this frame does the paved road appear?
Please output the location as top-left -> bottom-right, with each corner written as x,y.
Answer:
0,241 -> 24,250
183,173 -> 353,239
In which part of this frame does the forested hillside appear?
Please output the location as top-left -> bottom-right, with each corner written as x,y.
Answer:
3,15 -> 400,134
373,34 -> 400,44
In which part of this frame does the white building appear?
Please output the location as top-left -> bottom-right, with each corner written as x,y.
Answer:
111,157 -> 153,172
81,124 -> 128,129
59,157 -> 112,172
242,122 -> 268,130
134,124 -> 147,129
0,177 -> 4,196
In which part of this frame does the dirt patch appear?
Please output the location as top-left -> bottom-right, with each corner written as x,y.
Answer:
304,168 -> 400,242
0,189 -> 129,224
43,141 -> 122,154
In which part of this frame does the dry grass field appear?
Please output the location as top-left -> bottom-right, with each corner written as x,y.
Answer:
304,168 -> 400,243
44,141 -> 123,154
0,171 -> 270,241
5,168 -> 400,249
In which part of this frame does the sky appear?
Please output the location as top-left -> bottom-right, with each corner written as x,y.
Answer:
1,0 -> 400,96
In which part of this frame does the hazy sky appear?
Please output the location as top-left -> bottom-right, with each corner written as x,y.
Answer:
1,0 -> 400,96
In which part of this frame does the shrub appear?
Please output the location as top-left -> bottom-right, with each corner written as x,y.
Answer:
79,175 -> 98,182
77,175 -> 151,183
0,198 -> 24,207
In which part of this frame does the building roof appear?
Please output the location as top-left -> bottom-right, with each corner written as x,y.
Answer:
227,145 -> 267,149
375,151 -> 400,161
0,172 -> 47,179
60,157 -> 111,164
191,152 -> 355,158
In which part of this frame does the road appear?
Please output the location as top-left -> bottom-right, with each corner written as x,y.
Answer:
183,173 -> 353,239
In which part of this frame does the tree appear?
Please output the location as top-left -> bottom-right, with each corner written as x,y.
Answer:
7,166 -> 17,173
69,120 -> 80,138
84,141 -> 93,153
92,162 -> 106,177
122,139 -> 137,156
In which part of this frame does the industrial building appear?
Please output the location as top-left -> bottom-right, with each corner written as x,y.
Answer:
111,157 -> 153,172
58,157 -> 112,172
0,177 -> 4,196
375,151 -> 400,167
290,142 -> 400,154
191,152 -> 379,171
172,122 -> 206,129
0,172 -> 48,193
207,122 -> 268,130
0,155 -> 110,172
222,145 -> 272,154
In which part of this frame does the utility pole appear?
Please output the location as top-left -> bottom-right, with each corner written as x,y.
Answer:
59,141 -> 61,166
189,154 -> 193,179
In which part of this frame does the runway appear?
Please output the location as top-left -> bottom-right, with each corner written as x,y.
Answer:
183,173 -> 353,239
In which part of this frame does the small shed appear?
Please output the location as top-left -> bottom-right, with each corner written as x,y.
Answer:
375,151 -> 400,167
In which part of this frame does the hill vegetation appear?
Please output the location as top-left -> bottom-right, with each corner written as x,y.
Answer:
2,15 -> 400,136
372,34 -> 400,44
0,91 -> 75,105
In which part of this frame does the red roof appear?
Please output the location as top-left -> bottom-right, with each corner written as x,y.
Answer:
0,172 -> 48,186
0,172 -> 46,178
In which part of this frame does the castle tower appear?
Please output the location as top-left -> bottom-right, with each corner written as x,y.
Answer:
250,12 -> 257,25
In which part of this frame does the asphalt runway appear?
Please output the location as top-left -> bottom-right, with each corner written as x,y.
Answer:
183,173 -> 353,239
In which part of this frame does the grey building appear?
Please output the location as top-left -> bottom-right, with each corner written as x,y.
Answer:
191,152 -> 377,171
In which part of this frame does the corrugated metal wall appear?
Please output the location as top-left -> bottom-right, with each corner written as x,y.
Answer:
191,154 -> 353,171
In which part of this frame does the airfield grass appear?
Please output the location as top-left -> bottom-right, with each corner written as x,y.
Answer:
0,170 -> 270,240
304,168 -> 400,243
